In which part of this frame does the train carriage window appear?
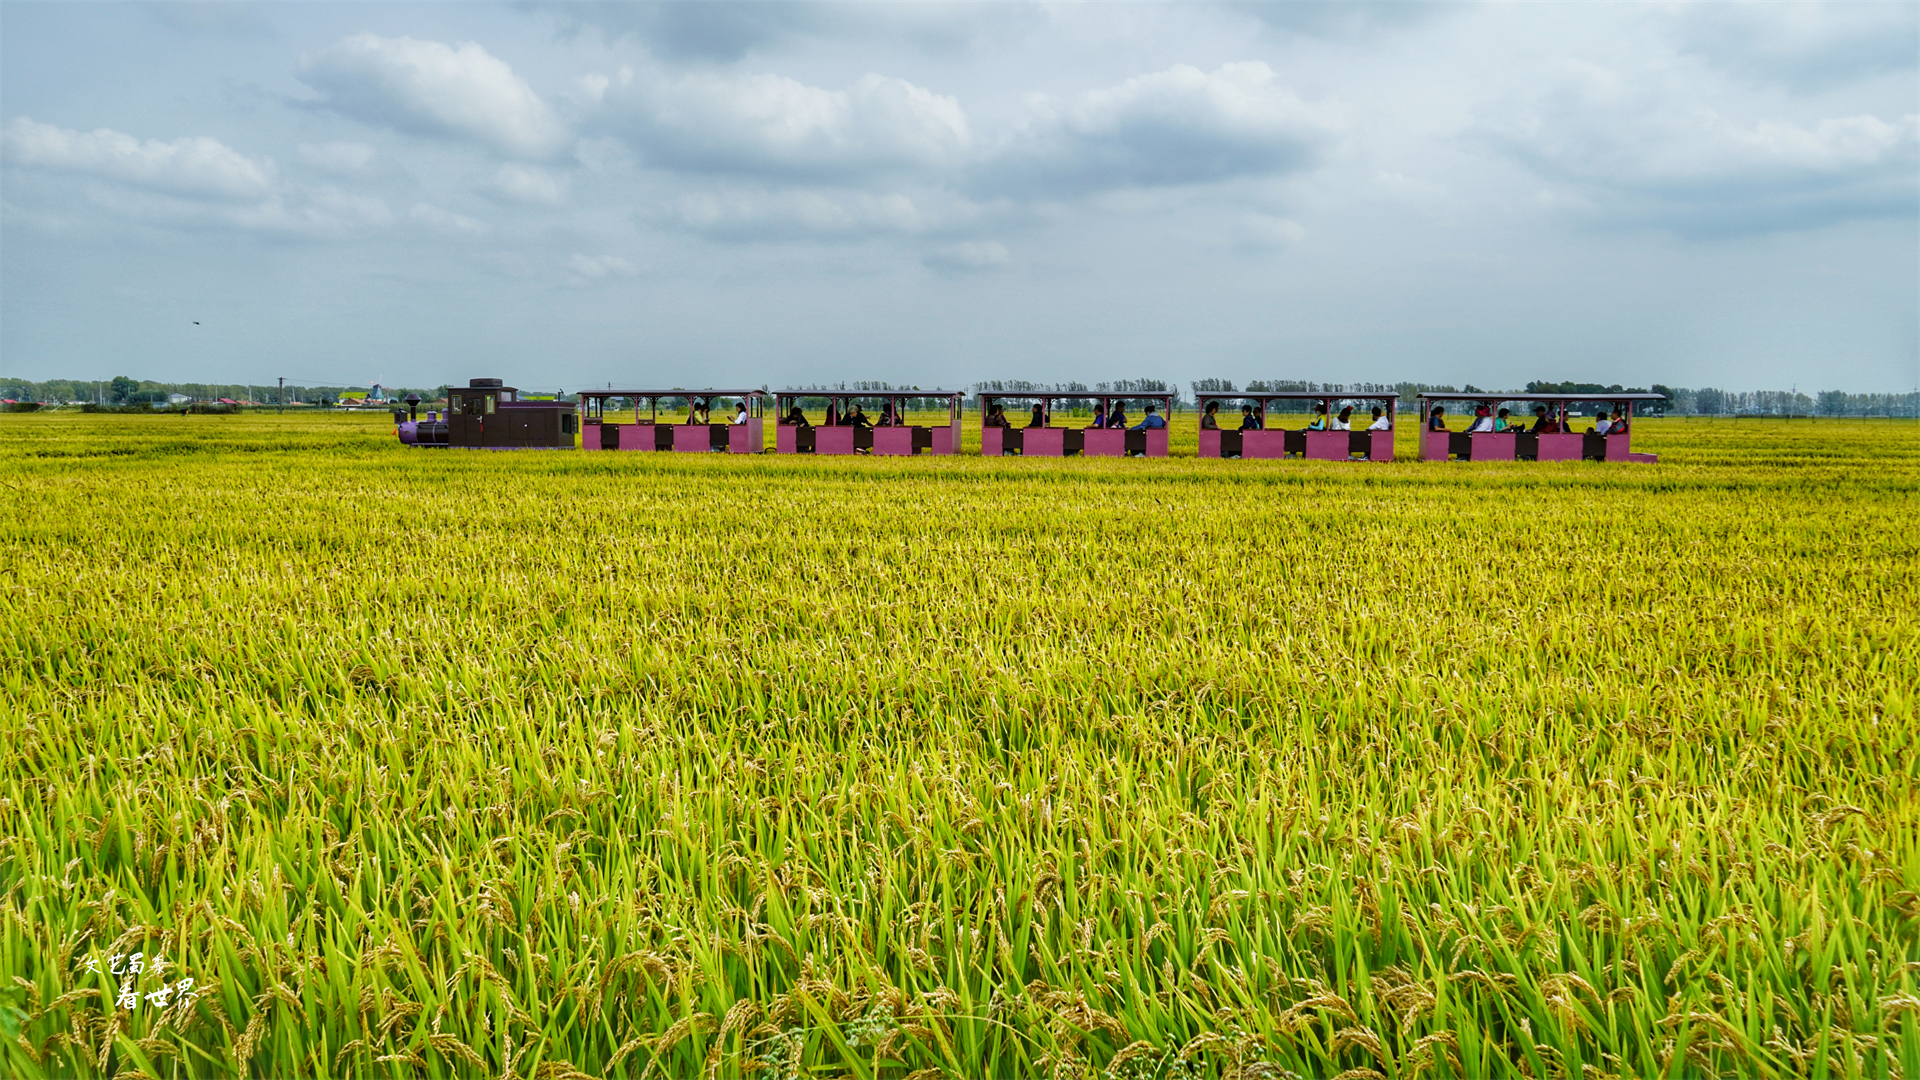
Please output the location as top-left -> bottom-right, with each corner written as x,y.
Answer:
562,413 -> 577,435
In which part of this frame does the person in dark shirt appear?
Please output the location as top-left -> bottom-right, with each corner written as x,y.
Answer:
982,403 -> 1008,428
1428,406 -> 1447,431
1028,402 -> 1046,428
1090,403 -> 1106,429
1529,405 -> 1560,434
782,406 -> 809,427
1129,404 -> 1166,431
847,404 -> 872,429
1240,404 -> 1262,431
1200,401 -> 1220,430
1109,404 -> 1128,428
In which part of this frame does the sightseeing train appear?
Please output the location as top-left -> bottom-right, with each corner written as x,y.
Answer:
396,378 -> 1663,462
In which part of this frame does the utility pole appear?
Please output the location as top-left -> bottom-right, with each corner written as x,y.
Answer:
278,377 -> 285,414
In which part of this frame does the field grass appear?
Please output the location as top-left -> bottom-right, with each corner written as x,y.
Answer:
3,410 -> 1916,1079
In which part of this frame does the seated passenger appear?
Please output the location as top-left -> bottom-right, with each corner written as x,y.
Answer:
1240,404 -> 1262,431
1466,406 -> 1495,433
1028,402 -> 1046,428
1307,403 -> 1330,431
1332,405 -> 1354,431
982,403 -> 1007,428
878,400 -> 896,427
782,406 -> 809,428
1493,407 -> 1514,432
732,401 -> 748,426
1200,401 -> 1220,430
1367,406 -> 1391,430
1091,403 -> 1107,429
1109,405 -> 1128,428
823,403 -> 840,427
847,404 -> 872,429
1529,405 -> 1559,434
1428,406 -> 1447,431
1592,411 -> 1612,436
1129,404 -> 1166,431
1607,409 -> 1627,434
688,400 -> 710,425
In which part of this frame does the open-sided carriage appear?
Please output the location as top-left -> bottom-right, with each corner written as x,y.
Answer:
1193,391 -> 1395,461
577,390 -> 765,453
773,391 -> 962,455
1416,392 -> 1663,463
979,392 -> 1175,457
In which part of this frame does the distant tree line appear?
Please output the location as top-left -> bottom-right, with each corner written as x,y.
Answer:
0,375 -> 447,407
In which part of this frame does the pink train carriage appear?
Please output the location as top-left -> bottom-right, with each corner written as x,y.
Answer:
1193,391 -> 1396,461
1415,392 -> 1664,463
772,391 -> 962,455
978,391 -> 1174,457
577,390 -> 765,453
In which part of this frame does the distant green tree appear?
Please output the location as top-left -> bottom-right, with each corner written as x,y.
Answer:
108,375 -> 138,404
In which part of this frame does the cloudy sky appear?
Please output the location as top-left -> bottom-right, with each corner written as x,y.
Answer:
2,1 -> 1915,393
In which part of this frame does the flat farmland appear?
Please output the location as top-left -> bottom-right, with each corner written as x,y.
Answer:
2,411 -> 1916,1079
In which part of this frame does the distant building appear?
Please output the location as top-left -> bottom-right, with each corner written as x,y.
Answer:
168,393 -> 191,405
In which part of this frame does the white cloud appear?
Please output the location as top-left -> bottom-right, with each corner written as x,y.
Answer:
973,62 -> 1342,197
297,141 -> 377,177
1477,61 -> 1920,235
409,201 -> 490,236
64,180 -> 390,236
600,69 -> 970,182
0,118 -> 407,236
923,239 -> 1009,271
1674,2 -> 1920,92
297,34 -> 570,159
668,188 -> 924,241
3,116 -> 274,200
485,163 -> 570,205
569,252 -> 636,279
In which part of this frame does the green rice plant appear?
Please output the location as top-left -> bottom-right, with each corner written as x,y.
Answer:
0,410 -> 1915,1078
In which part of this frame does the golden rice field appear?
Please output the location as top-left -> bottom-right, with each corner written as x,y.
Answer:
2,410 -> 1916,1080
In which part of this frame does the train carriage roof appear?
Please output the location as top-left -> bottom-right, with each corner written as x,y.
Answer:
775,389 -> 960,398
1414,391 -> 1667,402
977,390 -> 1175,401
577,389 -> 766,399
1192,390 -> 1397,402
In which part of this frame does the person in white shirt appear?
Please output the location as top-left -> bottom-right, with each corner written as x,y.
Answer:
732,402 -> 748,425
1592,412 -> 1612,436
1330,405 -> 1353,431
1367,406 -> 1391,431
1466,405 -> 1495,433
